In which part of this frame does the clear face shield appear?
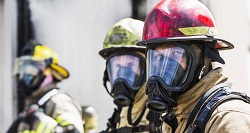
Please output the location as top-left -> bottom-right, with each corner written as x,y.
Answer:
106,53 -> 146,106
107,54 -> 145,90
14,56 -> 49,94
147,45 -> 191,88
146,44 -> 196,112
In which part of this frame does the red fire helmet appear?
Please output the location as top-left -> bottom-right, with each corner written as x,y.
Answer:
138,0 -> 234,50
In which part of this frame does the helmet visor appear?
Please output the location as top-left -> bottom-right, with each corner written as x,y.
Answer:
147,44 -> 191,88
107,54 -> 145,90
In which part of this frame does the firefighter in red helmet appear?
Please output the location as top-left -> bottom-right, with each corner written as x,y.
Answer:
138,0 -> 250,132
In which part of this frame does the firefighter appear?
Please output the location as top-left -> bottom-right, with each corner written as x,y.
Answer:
8,40 -> 84,133
137,0 -> 250,132
99,18 -> 158,132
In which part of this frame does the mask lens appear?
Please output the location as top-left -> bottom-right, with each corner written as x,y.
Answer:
107,54 -> 145,90
14,56 -> 46,86
147,44 -> 190,87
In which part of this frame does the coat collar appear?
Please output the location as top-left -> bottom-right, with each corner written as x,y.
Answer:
173,67 -> 228,119
26,83 -> 58,108
120,83 -> 148,116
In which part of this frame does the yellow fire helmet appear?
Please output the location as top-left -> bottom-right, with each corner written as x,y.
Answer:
19,40 -> 69,81
99,18 -> 145,59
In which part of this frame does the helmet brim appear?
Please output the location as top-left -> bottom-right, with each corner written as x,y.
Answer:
137,36 -> 234,50
50,64 -> 69,80
99,46 -> 145,59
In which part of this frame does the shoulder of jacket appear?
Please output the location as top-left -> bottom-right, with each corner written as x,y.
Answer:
213,99 -> 250,115
206,99 -> 250,132
50,91 -> 72,100
48,92 -> 82,111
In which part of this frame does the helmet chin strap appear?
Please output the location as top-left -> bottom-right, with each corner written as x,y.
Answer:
103,68 -> 113,97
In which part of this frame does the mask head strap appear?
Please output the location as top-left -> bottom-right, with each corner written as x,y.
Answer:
103,68 -> 113,98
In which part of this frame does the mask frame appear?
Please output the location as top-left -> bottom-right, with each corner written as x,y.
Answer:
102,52 -> 146,107
145,42 -> 199,113
14,56 -> 53,95
106,52 -> 146,93
146,42 -> 197,93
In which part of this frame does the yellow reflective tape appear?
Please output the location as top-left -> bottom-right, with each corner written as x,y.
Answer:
60,121 -> 71,127
55,115 -> 72,127
36,121 -> 46,133
22,130 -> 35,133
36,121 -> 55,133
23,130 -> 30,133
44,117 -> 58,133
178,27 -> 218,36
55,115 -> 64,123
43,125 -> 53,133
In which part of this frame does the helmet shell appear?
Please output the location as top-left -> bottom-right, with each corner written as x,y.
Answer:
138,0 -> 234,50
20,41 -> 69,80
99,18 -> 145,59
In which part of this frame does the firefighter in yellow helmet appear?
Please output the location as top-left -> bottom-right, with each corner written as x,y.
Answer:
99,18 -> 158,133
7,40 -> 84,133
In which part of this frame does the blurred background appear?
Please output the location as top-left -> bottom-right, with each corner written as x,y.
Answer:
1,0 -> 250,132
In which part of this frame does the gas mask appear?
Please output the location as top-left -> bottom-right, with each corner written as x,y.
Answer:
14,56 -> 52,95
146,43 -> 197,113
105,52 -> 146,107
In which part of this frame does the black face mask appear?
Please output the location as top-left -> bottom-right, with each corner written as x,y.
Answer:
17,73 -> 46,96
112,66 -> 142,107
111,78 -> 136,107
146,59 -> 185,113
146,44 -> 197,113
146,76 -> 179,113
105,53 -> 146,107
15,56 -> 53,96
